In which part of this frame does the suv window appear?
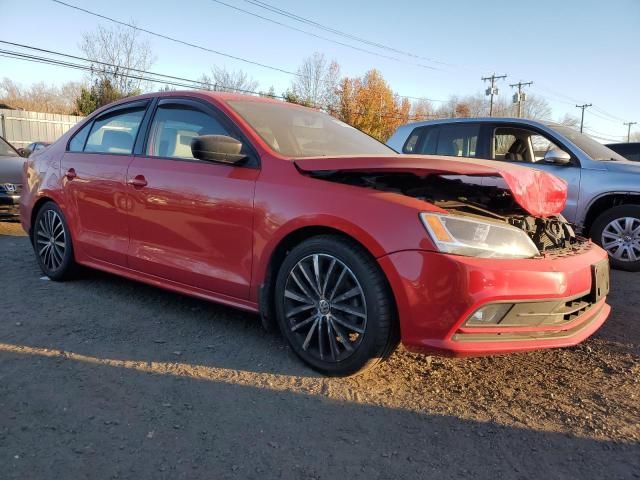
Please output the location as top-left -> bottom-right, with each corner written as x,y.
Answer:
146,105 -> 230,159
493,127 -> 563,163
414,125 -> 479,157
84,107 -> 146,154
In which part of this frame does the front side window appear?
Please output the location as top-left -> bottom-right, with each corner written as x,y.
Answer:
227,100 -> 394,158
146,105 -> 230,159
68,122 -> 92,152
84,107 -> 145,154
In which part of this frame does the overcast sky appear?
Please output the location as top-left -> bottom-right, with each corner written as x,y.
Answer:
1,0 -> 638,141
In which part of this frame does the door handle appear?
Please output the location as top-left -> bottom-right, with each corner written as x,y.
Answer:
127,175 -> 148,188
65,168 -> 77,180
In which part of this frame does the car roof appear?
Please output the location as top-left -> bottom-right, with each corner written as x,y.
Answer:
399,117 -> 560,130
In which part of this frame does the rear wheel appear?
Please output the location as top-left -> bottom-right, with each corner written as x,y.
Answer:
591,205 -> 640,271
274,235 -> 397,376
32,202 -> 77,280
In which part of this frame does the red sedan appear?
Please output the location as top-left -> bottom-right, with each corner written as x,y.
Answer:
20,91 -> 611,376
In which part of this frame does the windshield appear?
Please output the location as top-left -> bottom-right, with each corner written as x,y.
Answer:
553,125 -> 627,161
227,100 -> 395,158
0,137 -> 19,157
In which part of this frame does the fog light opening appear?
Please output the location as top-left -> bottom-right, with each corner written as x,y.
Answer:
466,304 -> 513,326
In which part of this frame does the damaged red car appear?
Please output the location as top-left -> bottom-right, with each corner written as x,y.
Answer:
20,91 -> 611,375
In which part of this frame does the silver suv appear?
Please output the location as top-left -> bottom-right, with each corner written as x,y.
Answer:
388,118 -> 640,271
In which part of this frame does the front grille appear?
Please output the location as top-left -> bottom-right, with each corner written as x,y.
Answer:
540,238 -> 593,259
0,183 -> 22,195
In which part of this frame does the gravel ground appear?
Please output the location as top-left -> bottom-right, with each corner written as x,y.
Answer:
0,220 -> 639,479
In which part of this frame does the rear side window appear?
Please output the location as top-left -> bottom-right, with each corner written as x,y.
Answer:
435,124 -> 479,157
84,108 -> 146,154
68,122 -> 92,152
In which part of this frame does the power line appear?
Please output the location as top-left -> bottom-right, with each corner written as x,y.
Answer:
482,73 -> 507,117
50,1 -> 444,104
576,103 -> 592,133
52,0 -> 299,76
243,0 -> 450,67
209,0 -> 440,71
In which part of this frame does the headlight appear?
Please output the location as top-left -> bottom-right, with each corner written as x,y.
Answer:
420,213 -> 539,259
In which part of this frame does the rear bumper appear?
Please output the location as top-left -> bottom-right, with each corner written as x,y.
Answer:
378,244 -> 611,357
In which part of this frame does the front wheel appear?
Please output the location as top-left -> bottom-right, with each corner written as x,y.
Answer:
274,235 -> 397,376
591,205 -> 640,271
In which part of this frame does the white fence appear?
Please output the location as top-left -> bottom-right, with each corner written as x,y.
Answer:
0,109 -> 84,147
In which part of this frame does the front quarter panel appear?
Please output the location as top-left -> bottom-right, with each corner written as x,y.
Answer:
250,156 -> 439,301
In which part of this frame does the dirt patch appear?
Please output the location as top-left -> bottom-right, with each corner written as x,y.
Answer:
0,226 -> 638,479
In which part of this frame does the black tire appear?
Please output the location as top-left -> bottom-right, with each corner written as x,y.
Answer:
591,205 -> 640,272
274,235 -> 398,376
32,201 -> 77,280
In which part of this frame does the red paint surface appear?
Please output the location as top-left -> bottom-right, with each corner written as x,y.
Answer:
20,91 -> 608,357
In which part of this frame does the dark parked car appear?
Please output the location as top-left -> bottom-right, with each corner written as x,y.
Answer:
0,135 -> 24,218
606,142 -> 640,162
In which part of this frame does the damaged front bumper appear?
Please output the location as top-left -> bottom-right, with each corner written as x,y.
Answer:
378,242 -> 611,357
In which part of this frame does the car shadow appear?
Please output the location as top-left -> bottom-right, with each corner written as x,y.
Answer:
0,340 -> 638,479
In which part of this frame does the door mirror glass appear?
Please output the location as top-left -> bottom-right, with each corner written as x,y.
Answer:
191,135 -> 247,164
544,148 -> 571,165
17,147 -> 30,157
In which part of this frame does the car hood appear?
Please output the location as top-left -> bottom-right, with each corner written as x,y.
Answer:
294,155 -> 567,218
0,154 -> 25,185
603,159 -> 640,173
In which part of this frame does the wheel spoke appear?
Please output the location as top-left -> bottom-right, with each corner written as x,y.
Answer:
321,258 -> 336,297
330,312 -> 365,334
328,266 -> 347,301
312,254 -> 322,295
291,313 -> 318,332
317,316 -> 326,360
290,271 -> 315,303
331,321 -> 354,353
332,286 -> 361,304
284,288 -> 313,304
298,262 -> 320,297
332,302 -> 366,319
327,321 -> 340,360
286,303 -> 316,318
302,316 -> 320,350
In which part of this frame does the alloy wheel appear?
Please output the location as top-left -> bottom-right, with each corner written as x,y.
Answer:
283,254 -> 367,363
36,209 -> 67,272
601,216 -> 640,262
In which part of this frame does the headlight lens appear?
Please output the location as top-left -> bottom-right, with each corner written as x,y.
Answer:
420,213 -> 540,259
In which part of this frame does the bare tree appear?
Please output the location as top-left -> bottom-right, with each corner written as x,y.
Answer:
290,52 -> 340,111
0,78 -> 83,114
79,24 -> 155,95
200,67 -> 259,93
558,113 -> 580,129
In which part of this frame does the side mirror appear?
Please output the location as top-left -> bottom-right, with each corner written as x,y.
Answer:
191,135 -> 247,164
544,148 -> 571,165
17,147 -> 30,158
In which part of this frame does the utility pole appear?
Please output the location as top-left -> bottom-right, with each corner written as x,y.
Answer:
482,73 -> 507,117
624,121 -> 637,143
509,81 -> 533,118
576,103 -> 592,133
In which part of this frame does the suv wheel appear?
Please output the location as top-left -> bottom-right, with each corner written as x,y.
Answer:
274,235 -> 397,376
591,205 -> 640,271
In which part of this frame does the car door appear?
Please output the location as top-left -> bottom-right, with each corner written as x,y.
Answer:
126,97 -> 259,300
490,125 -> 582,222
61,100 -> 149,266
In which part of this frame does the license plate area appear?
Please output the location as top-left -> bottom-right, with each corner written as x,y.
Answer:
590,259 -> 610,303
